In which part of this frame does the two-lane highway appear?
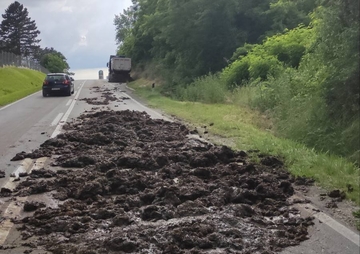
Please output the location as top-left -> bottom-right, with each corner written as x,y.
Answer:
0,79 -> 168,187
0,79 -> 358,253
0,80 -> 85,184
0,84 -> 83,153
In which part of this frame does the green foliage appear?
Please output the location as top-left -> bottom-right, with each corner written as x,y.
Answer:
312,3 -> 359,124
264,26 -> 313,67
231,0 -> 315,43
229,43 -> 254,62
353,209 -> 360,231
221,54 -> 283,89
228,3 -> 360,163
235,62 -> 359,162
34,47 -> 69,70
221,26 -> 313,88
156,0 -> 238,83
266,0 -> 316,36
117,0 -> 359,164
174,74 -> 227,104
221,59 -> 250,89
248,55 -> 282,81
114,6 -> 137,46
0,2 -> 68,72
354,210 -> 360,218
41,53 -> 69,73
129,79 -> 360,205
116,0 -> 319,87
0,1 -> 41,57
0,67 -> 45,106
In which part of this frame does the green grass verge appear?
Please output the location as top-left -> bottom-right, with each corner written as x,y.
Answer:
0,67 -> 45,106
354,210 -> 360,231
130,79 -> 360,205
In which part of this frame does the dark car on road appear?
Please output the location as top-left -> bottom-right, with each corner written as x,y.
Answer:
42,73 -> 74,97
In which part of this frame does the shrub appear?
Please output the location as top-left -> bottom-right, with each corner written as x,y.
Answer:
221,26 -> 312,89
221,58 -> 250,89
175,74 -> 227,104
248,55 -> 282,81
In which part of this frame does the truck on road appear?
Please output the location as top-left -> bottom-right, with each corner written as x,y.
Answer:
107,55 -> 131,83
98,70 -> 104,79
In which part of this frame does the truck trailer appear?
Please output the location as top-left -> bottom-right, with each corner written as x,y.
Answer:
107,55 -> 131,83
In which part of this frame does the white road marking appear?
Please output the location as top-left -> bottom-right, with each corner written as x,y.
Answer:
313,209 -> 360,246
0,91 -> 40,111
0,81 -> 86,244
1,158 -> 33,190
0,157 -> 47,245
294,203 -> 360,247
2,157 -> 46,190
125,85 -> 135,91
0,196 -> 27,245
65,99 -> 72,107
51,113 -> 64,126
51,81 -> 86,138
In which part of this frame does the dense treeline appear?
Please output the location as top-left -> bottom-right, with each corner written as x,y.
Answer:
116,0 -> 359,162
0,1 -> 69,73
116,0 -> 316,85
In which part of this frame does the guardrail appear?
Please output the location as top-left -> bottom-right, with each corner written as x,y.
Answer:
0,51 -> 49,74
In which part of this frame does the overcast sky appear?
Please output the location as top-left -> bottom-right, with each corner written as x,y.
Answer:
0,0 -> 133,71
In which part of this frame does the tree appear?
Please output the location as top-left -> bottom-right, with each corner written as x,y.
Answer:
35,47 -> 70,70
0,1 -> 41,57
265,0 -> 316,36
115,0 -> 320,87
41,53 -> 69,73
314,0 -> 359,123
117,0 -> 239,84
114,2 -> 138,46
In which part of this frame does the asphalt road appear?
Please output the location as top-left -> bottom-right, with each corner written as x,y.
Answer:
0,79 -> 167,187
0,79 -> 358,253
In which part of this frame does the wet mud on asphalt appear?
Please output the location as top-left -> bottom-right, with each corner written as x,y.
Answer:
1,87 -> 315,253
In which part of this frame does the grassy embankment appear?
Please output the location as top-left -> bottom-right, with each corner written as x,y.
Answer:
0,67 -> 45,106
129,79 -> 360,206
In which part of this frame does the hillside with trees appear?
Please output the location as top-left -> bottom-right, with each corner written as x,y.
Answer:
0,1 -> 69,73
115,0 -> 359,163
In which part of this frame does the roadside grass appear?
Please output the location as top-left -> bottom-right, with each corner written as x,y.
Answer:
354,210 -> 360,230
174,74 -> 227,104
129,79 -> 360,205
0,67 -> 45,106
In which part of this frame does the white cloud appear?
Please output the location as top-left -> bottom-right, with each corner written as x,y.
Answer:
0,0 -> 133,69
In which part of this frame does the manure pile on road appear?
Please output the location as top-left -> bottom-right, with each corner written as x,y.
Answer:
10,110 -> 313,253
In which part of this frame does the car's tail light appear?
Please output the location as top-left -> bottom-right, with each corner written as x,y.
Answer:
43,80 -> 48,85
63,80 -> 69,85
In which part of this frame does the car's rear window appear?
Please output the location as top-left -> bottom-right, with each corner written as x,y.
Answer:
46,75 -> 65,81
